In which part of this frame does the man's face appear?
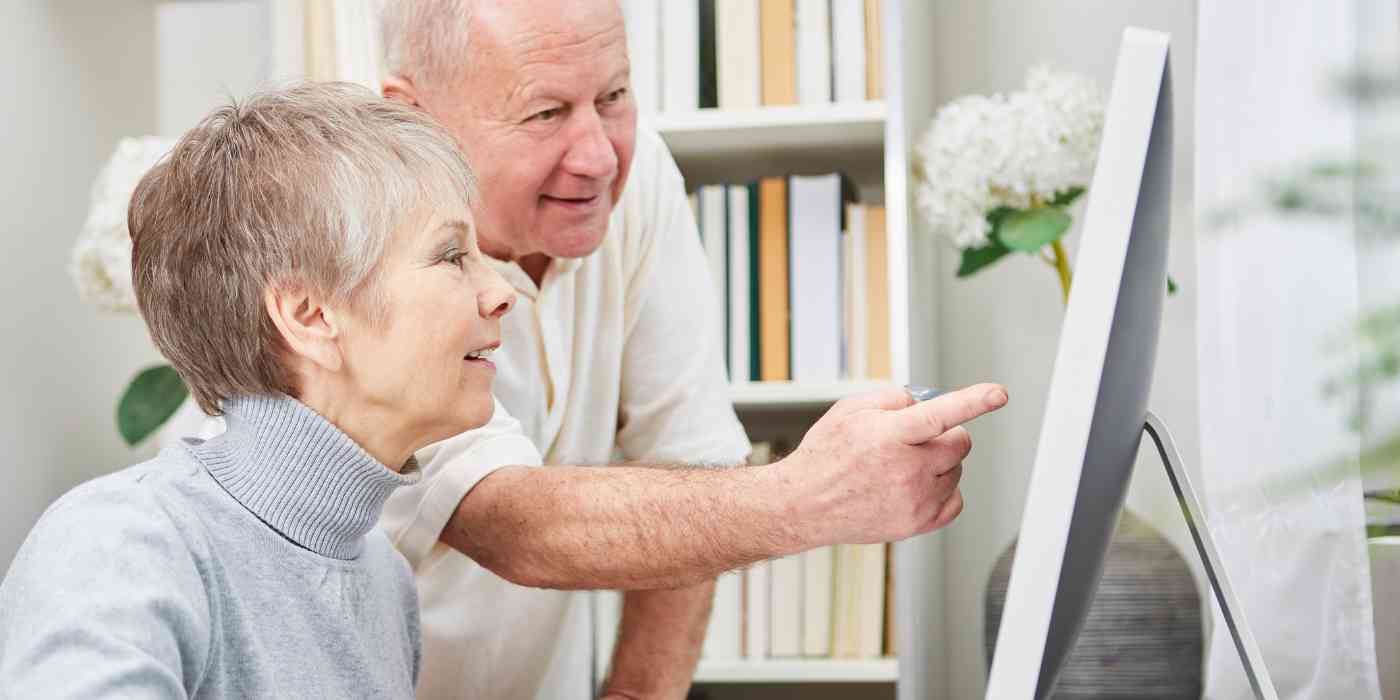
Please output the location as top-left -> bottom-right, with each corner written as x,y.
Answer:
422,0 -> 637,264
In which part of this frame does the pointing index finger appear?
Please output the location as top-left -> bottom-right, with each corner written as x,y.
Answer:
894,383 -> 1008,445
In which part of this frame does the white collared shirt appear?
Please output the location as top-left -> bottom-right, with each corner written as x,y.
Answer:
379,127 -> 751,700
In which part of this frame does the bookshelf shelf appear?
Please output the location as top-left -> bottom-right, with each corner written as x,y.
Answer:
729,380 -> 897,409
694,658 -> 898,684
600,2 -> 945,696
653,101 -> 886,152
649,102 -> 887,186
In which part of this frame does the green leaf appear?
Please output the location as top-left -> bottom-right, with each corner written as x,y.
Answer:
998,207 -> 1073,252
117,364 -> 189,446
1168,276 -> 1179,295
1049,186 -> 1086,208
957,240 -> 1013,277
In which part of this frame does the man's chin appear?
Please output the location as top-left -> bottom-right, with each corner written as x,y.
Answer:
543,224 -> 610,259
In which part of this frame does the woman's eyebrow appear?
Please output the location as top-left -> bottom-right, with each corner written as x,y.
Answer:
435,220 -> 473,246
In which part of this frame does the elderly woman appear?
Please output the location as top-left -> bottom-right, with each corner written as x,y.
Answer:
0,82 -> 513,697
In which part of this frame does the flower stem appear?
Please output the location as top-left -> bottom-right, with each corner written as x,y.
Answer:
1051,240 -> 1073,304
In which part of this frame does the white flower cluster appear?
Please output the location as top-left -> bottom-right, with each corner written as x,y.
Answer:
915,66 -> 1106,249
70,136 -> 175,313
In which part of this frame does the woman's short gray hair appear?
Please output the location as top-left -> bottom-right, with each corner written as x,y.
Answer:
380,0 -> 474,89
129,81 -> 475,415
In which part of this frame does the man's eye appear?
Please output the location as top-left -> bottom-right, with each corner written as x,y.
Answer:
530,107 -> 561,122
444,252 -> 467,269
601,88 -> 627,105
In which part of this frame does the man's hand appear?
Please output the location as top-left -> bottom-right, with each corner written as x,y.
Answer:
774,383 -> 1008,550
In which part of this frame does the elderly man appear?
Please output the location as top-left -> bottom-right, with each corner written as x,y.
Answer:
377,2 -> 1007,699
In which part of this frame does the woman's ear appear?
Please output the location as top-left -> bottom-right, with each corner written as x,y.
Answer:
264,285 -> 344,373
383,74 -> 421,107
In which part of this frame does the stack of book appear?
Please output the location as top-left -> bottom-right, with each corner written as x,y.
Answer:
689,175 -> 890,383
624,0 -> 885,114
702,442 -> 893,661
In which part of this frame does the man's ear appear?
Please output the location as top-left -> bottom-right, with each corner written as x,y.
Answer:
264,284 -> 344,374
383,74 -> 421,106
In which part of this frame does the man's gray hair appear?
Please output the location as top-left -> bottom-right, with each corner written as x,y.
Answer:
129,81 -> 475,415
380,0 -> 475,89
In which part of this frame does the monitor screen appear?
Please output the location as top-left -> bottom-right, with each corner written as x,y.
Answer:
985,27 -> 1174,699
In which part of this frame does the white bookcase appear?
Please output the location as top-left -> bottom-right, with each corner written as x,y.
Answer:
597,2 -> 944,698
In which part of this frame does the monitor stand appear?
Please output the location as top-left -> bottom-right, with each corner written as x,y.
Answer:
1143,411 -> 1281,700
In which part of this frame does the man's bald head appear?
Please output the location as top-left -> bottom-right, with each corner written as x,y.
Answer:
380,0 -> 636,276
380,0 -> 477,91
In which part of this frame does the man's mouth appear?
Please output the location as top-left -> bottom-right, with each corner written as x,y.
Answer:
541,194 -> 601,209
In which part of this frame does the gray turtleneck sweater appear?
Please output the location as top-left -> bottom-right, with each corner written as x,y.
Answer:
0,395 -> 423,698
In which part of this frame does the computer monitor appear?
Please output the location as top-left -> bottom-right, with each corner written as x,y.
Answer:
985,28 -> 1277,699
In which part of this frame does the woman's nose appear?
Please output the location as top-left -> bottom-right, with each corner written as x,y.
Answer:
479,267 -> 515,319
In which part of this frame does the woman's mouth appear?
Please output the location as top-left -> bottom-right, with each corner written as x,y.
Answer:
464,345 -> 497,370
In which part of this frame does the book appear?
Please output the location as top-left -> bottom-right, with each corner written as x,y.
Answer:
884,542 -> 896,656
789,174 -> 849,382
801,545 -> 834,656
704,571 -> 744,659
844,203 -> 868,380
747,182 -> 762,381
832,543 -> 887,658
622,0 -> 662,114
727,184 -> 752,384
794,0 -> 832,105
832,544 -> 859,657
770,554 -> 803,656
716,0 -> 762,109
699,185 -> 729,378
864,0 -> 884,100
759,0 -> 797,106
743,441 -> 774,659
856,543 -> 887,658
831,0 -> 867,103
758,177 -> 790,381
699,0 -> 718,109
662,0 -> 700,112
864,204 -> 891,380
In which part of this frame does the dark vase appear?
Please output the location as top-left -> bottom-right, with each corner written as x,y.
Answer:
984,510 -> 1203,698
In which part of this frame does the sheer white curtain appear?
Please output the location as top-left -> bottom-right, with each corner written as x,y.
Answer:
266,0 -> 384,87
1196,1 -> 1382,697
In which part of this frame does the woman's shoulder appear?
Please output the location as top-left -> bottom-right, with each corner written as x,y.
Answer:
18,450 -> 215,571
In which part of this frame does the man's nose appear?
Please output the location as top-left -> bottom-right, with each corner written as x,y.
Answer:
560,112 -> 618,180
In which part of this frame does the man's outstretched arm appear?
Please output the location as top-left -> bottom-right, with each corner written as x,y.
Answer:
440,384 -> 1007,590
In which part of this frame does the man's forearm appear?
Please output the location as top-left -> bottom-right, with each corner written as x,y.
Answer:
443,463 -> 800,590
601,583 -> 714,700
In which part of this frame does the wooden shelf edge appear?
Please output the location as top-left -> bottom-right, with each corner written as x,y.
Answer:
729,380 -> 899,408
649,101 -> 888,134
693,658 -> 898,684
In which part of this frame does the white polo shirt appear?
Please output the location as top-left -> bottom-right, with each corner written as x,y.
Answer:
378,127 -> 751,700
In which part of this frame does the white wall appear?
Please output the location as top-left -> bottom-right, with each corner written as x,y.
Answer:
0,0 -> 161,572
920,3 -> 1201,698
0,0 -> 265,573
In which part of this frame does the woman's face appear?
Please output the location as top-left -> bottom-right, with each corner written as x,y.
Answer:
335,202 -> 515,450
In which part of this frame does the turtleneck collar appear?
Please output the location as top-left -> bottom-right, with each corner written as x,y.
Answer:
184,394 -> 420,560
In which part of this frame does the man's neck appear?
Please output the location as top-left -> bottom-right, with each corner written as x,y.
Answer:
519,253 -> 551,288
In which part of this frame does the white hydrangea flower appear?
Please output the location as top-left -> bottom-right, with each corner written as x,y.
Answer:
70,136 -> 175,313
915,66 -> 1106,249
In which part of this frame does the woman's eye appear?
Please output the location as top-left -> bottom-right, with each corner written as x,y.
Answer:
444,252 -> 467,269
